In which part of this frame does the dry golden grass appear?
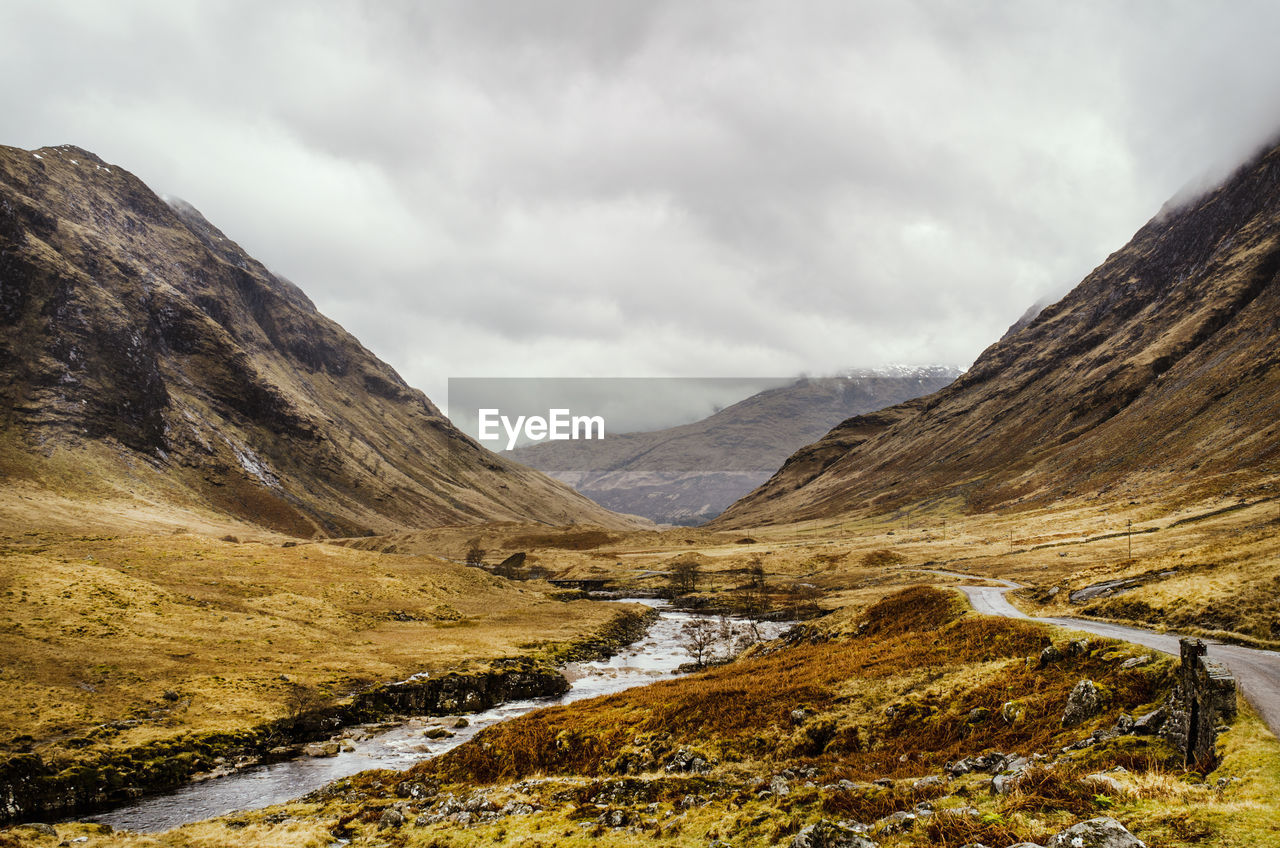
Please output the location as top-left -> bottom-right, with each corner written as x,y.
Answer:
0,530 -> 626,767
19,586 -> 1279,848
435,492 -> 1280,649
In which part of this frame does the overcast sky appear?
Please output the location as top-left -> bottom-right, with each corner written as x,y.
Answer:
5,1 -> 1280,409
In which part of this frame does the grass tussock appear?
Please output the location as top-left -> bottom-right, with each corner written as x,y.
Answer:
920,810 -> 1046,848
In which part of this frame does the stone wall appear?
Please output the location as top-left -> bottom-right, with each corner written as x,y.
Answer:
1163,638 -> 1237,770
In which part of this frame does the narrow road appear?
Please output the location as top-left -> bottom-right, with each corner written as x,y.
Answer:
915,570 -> 1280,737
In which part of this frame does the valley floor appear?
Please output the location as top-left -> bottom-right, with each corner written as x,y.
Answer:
5,491 -> 1280,845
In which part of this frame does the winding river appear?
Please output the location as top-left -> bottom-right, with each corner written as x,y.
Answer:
89,601 -> 789,833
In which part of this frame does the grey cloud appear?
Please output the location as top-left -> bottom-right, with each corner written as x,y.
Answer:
4,0 -> 1280,410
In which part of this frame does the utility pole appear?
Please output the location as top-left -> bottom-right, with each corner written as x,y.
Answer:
1128,519 -> 1132,560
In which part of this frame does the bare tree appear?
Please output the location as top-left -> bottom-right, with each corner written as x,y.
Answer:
679,617 -> 720,668
465,541 -> 486,567
668,559 -> 700,597
283,681 -> 326,729
785,582 -> 825,618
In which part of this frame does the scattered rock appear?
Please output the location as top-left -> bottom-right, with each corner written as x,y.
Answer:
946,751 -> 1008,776
302,740 -> 340,757
966,707 -> 991,724
423,727 -> 454,739
664,747 -> 711,773
23,824 -> 57,837
1120,656 -> 1150,669
770,775 -> 791,796
1082,772 -> 1127,795
1070,579 -> 1139,604
790,819 -> 878,848
874,810 -> 916,834
1131,707 -> 1166,735
1062,679 -> 1105,727
1001,700 -> 1027,724
452,717 -> 470,728
912,775 -> 945,791
990,756 -> 1031,795
1038,644 -> 1064,667
1045,816 -> 1146,847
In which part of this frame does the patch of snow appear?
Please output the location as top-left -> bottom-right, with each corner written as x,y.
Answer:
838,364 -> 963,380
69,159 -> 78,165
32,153 -> 42,160
219,434 -> 280,488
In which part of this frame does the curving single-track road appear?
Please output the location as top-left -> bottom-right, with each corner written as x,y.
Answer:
915,569 -> 1280,737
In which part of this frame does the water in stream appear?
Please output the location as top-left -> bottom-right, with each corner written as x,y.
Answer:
89,601 -> 791,833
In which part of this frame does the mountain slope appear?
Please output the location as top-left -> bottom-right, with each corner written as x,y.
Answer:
716,140 -> 1280,527
511,369 -> 958,524
0,144 -> 632,535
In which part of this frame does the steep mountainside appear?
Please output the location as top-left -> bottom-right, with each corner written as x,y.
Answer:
511,369 -> 958,524
716,140 -> 1280,527
0,144 -> 632,536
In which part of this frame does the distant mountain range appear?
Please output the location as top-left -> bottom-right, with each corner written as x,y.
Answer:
715,138 -> 1280,527
0,144 -> 634,536
512,367 -> 958,525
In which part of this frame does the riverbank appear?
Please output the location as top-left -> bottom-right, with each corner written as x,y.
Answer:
0,601 -> 656,825
80,601 -> 783,833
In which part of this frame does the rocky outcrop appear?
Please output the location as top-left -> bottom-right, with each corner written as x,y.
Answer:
1045,816 -> 1146,848
1061,679 -> 1106,727
790,820 -> 878,848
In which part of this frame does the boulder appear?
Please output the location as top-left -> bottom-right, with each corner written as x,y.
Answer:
1062,679 -> 1104,727
790,820 -> 878,848
303,740 -> 340,757
1045,817 -> 1146,847
378,808 -> 405,830
990,756 -> 1031,795
1082,772 -> 1127,795
874,811 -> 916,834
1131,707 -> 1166,735
1038,644 -> 1064,667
